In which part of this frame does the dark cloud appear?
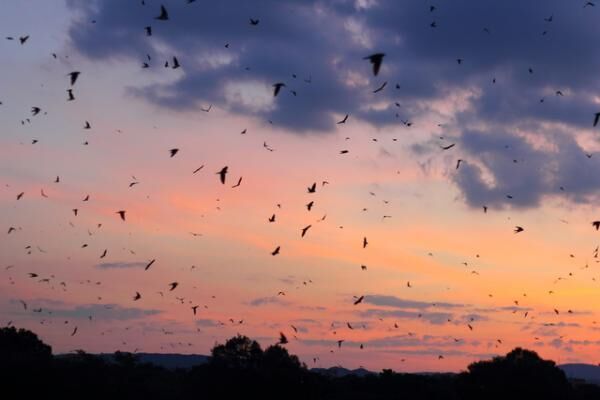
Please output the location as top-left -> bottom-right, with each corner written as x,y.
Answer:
95,261 -> 148,269
195,319 -> 222,328
67,0 -> 600,132
454,130 -> 600,208
248,296 -> 290,307
364,294 -> 466,310
359,308 -> 454,325
66,0 -> 600,206
302,334 -> 482,351
25,303 -> 162,321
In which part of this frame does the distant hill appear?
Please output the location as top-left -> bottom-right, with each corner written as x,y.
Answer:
58,352 -> 600,385
311,366 -> 374,378
559,364 -> 600,385
91,353 -> 209,369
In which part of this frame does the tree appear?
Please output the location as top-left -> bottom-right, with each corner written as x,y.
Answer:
210,334 -> 263,369
0,326 -> 52,367
262,344 -> 303,371
458,347 -> 572,400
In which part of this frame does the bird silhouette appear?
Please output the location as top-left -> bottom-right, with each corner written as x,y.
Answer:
363,53 -> 385,76
373,81 -> 387,93
593,112 -> 600,127
231,177 -> 242,188
217,166 -> 228,184
301,225 -> 312,237
278,332 -> 288,344
145,259 -> 155,271
68,71 -> 80,86
155,5 -> 169,20
273,83 -> 285,96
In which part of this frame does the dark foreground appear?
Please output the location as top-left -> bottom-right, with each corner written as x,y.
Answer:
2,326 -> 599,399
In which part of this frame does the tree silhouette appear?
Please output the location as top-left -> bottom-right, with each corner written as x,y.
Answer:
0,326 -> 52,367
4,327 -> 600,399
262,344 -> 303,371
210,334 -> 263,369
458,347 -> 571,400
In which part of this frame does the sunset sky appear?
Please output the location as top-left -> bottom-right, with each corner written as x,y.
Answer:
3,0 -> 600,372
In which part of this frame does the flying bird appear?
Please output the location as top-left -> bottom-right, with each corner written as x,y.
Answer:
217,166 -> 228,184
155,5 -> 169,20
168,282 -> 179,291
169,148 -> 179,157
116,210 -> 126,221
231,177 -> 242,188
273,83 -> 285,96
363,53 -> 385,76
301,225 -> 312,238
271,246 -> 280,256
373,81 -> 387,93
278,332 -> 288,345
68,71 -> 80,86
145,259 -> 156,271
337,114 -> 349,124
354,295 -> 364,305
514,226 -> 524,233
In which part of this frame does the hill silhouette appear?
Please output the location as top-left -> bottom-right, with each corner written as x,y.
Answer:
2,326 -> 600,399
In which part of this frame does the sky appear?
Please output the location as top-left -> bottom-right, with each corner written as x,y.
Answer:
2,0 -> 600,372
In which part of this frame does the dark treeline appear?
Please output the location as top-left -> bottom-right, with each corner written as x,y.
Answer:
2,326 -> 600,400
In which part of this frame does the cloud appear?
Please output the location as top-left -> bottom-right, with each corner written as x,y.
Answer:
17,303 -> 162,321
67,0 -> 600,133
301,334 -> 481,351
248,296 -> 290,307
359,308 -> 454,325
95,261 -> 148,269
454,129 -> 600,208
65,0 -> 600,205
364,294 -> 466,309
195,319 -> 222,328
